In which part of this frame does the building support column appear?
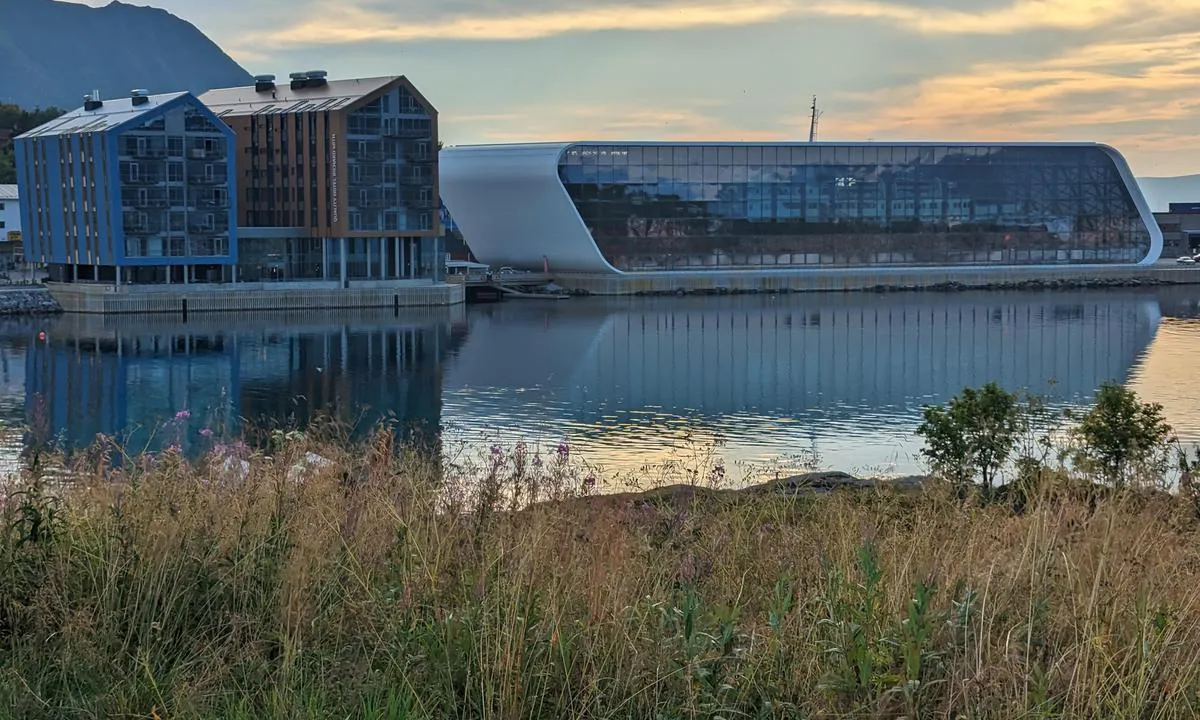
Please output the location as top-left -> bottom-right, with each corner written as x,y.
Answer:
393,237 -> 401,279
408,239 -> 417,279
231,263 -> 238,284
184,265 -> 190,285
115,266 -> 122,287
339,237 -> 347,288
72,264 -> 78,283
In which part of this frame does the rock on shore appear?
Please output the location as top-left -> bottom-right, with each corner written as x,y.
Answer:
0,287 -> 62,315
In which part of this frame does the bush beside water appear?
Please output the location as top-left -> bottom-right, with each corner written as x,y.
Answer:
3,389 -> 1200,718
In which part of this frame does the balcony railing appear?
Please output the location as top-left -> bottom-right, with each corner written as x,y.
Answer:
382,127 -> 432,139
121,147 -> 168,159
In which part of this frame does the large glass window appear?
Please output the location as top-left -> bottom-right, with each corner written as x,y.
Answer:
557,144 -> 1152,271
346,86 -> 434,232
119,104 -> 230,259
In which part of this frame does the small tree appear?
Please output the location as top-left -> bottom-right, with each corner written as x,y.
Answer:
1070,382 -> 1173,489
917,383 -> 1021,492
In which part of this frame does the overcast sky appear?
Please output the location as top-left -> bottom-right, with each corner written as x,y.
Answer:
74,0 -> 1200,176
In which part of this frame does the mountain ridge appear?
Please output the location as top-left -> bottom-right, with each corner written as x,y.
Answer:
0,0 -> 252,110
1136,174 -> 1200,213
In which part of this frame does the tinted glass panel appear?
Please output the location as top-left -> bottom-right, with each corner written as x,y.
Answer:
556,145 -> 1152,271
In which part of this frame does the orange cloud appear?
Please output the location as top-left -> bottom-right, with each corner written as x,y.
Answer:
257,0 -> 1200,46
832,31 -> 1200,140
448,105 -> 790,144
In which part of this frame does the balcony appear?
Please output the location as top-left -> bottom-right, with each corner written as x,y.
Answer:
120,147 -> 168,159
122,175 -> 164,186
187,175 -> 225,186
382,127 -> 432,139
189,148 -> 226,160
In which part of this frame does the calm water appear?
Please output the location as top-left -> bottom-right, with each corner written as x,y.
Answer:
2,288 -> 1199,479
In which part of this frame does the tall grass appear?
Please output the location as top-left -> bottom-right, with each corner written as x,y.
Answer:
4,427 -> 1200,718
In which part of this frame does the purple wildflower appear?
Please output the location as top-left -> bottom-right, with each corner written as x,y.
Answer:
174,409 -> 191,421
167,443 -> 182,454
490,444 -> 503,458
199,427 -> 213,439
532,454 -> 543,468
583,473 -> 596,491
556,441 -> 570,458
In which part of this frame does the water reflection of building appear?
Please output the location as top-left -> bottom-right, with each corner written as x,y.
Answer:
443,292 -> 1162,440
26,309 -> 459,452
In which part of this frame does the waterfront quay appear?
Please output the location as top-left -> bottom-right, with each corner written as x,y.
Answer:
549,262 -> 1200,296
46,279 -> 463,314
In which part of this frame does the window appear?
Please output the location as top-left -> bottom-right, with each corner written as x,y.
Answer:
167,162 -> 183,183
204,164 -> 215,181
128,163 -> 140,182
0,221 -> 5,229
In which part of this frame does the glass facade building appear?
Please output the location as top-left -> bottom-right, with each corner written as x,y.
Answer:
14,92 -> 238,283
556,144 -> 1156,271
201,74 -> 443,286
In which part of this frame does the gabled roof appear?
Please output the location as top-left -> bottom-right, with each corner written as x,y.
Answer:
199,76 -> 405,118
0,185 -> 18,201
16,92 -> 191,139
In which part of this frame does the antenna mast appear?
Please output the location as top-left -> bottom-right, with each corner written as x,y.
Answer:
808,95 -> 822,142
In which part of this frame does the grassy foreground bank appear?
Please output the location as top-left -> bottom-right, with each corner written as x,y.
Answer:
4,428 -> 1200,718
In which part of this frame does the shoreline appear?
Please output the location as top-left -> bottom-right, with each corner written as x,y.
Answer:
0,285 -> 61,315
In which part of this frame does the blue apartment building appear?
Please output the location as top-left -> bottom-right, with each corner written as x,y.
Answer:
14,90 -> 237,284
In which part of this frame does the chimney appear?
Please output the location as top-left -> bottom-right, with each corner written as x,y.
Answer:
131,89 -> 150,106
83,90 -> 103,112
254,74 -> 277,93
289,71 -> 308,90
304,70 -> 328,88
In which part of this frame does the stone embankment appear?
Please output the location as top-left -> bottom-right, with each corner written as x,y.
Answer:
0,287 -> 62,315
608,275 -> 1176,297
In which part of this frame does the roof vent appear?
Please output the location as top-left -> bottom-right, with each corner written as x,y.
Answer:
254,74 -> 276,93
83,90 -> 103,112
131,89 -> 150,106
289,71 -> 309,90
304,69 -> 328,87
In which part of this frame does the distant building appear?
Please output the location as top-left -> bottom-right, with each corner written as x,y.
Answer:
13,90 -> 237,283
1155,203 -> 1200,257
199,72 -> 443,284
0,185 -> 20,269
441,142 -> 1162,274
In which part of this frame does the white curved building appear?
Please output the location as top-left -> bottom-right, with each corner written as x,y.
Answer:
440,142 -> 1162,275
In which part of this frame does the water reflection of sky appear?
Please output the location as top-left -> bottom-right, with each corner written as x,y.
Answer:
0,289 -> 1195,480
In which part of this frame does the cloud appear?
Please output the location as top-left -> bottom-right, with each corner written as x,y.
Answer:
255,0 -> 1200,47
444,104 -> 791,144
260,1 -> 791,45
832,30 -> 1200,140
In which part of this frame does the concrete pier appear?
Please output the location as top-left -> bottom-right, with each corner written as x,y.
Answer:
47,280 -> 464,314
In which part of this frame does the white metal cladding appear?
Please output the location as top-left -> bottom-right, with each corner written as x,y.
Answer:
439,141 -> 1163,274
439,143 -> 617,274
